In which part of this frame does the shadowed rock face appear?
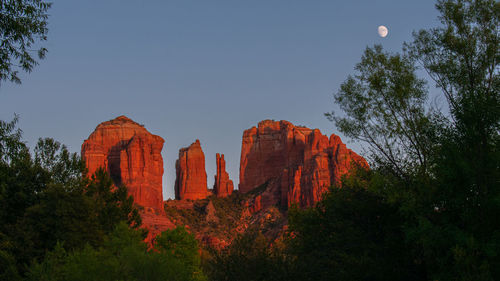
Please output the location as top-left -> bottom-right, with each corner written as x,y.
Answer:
81,115 -> 164,211
239,120 -> 368,208
213,153 -> 234,197
174,140 -> 209,200
81,117 -> 367,246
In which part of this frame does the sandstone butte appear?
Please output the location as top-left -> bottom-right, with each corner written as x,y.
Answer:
81,115 -> 165,211
82,117 -> 367,247
213,153 -> 234,197
174,139 -> 209,200
239,120 -> 368,208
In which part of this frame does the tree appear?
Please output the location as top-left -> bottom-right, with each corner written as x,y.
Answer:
328,0 -> 499,279
408,0 -> 499,141
204,229 -> 291,281
0,232 -> 21,281
34,138 -> 84,187
407,0 -> 499,206
85,168 -> 142,234
0,118 -> 144,277
287,169 -> 420,281
326,45 -> 438,181
0,115 -> 25,163
155,226 -> 207,281
28,223 -> 207,281
0,0 -> 52,85
405,1 -> 500,279
0,117 -> 45,226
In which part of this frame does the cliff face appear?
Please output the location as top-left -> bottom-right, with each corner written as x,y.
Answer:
239,120 -> 368,208
174,140 -> 209,200
81,117 -> 367,247
213,153 -> 234,197
81,115 -> 165,211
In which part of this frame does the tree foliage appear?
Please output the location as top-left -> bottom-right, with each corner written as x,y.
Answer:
204,229 -> 291,281
0,116 -> 207,280
0,115 -> 25,162
324,0 -> 499,280
287,169 -> 421,281
0,0 -> 52,85
85,168 -> 142,234
326,45 -> 439,180
0,117 -> 143,278
28,223 -> 207,281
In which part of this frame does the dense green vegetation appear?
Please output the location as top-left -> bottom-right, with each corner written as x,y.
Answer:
0,0 -> 497,280
204,229 -> 291,281
0,117 -> 206,280
28,223 -> 206,281
209,0 -> 499,280
322,0 -> 499,279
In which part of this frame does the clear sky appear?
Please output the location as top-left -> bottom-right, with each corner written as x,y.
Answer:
0,0 -> 439,199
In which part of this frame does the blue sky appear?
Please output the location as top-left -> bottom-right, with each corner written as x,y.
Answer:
0,0 -> 439,199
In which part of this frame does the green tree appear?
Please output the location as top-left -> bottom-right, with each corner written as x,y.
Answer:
326,44 -> 438,181
0,232 -> 21,281
155,226 -> 200,269
406,0 -> 499,210
287,170 -> 420,281
405,1 -> 500,279
328,0 -> 499,279
34,138 -> 84,187
0,115 -> 25,163
0,117 -> 48,278
28,223 -> 207,281
0,0 -> 52,85
205,229 -> 291,281
0,118 -> 46,226
154,226 -> 207,281
17,166 -> 143,268
85,168 -> 142,233
0,118 -> 144,277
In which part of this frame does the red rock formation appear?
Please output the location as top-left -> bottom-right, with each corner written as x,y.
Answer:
201,235 -> 229,250
175,140 -> 209,200
81,116 -> 164,211
250,195 -> 262,213
281,166 -> 302,208
239,120 -> 368,208
213,153 -> 234,197
142,210 -> 176,244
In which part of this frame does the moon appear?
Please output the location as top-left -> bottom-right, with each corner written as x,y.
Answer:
378,25 -> 388,37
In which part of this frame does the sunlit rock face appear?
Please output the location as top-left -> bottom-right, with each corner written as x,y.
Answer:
174,139 -> 209,200
142,211 -> 176,244
81,115 -> 165,211
213,153 -> 234,197
239,120 -> 368,208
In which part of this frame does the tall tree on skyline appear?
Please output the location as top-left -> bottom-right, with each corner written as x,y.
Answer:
328,0 -> 499,279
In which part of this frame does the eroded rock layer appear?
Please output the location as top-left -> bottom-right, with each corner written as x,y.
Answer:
175,140 -> 209,200
213,153 -> 234,197
81,115 -> 165,211
239,120 -> 367,208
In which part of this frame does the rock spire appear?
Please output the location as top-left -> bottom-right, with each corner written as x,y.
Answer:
174,140 -> 209,200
